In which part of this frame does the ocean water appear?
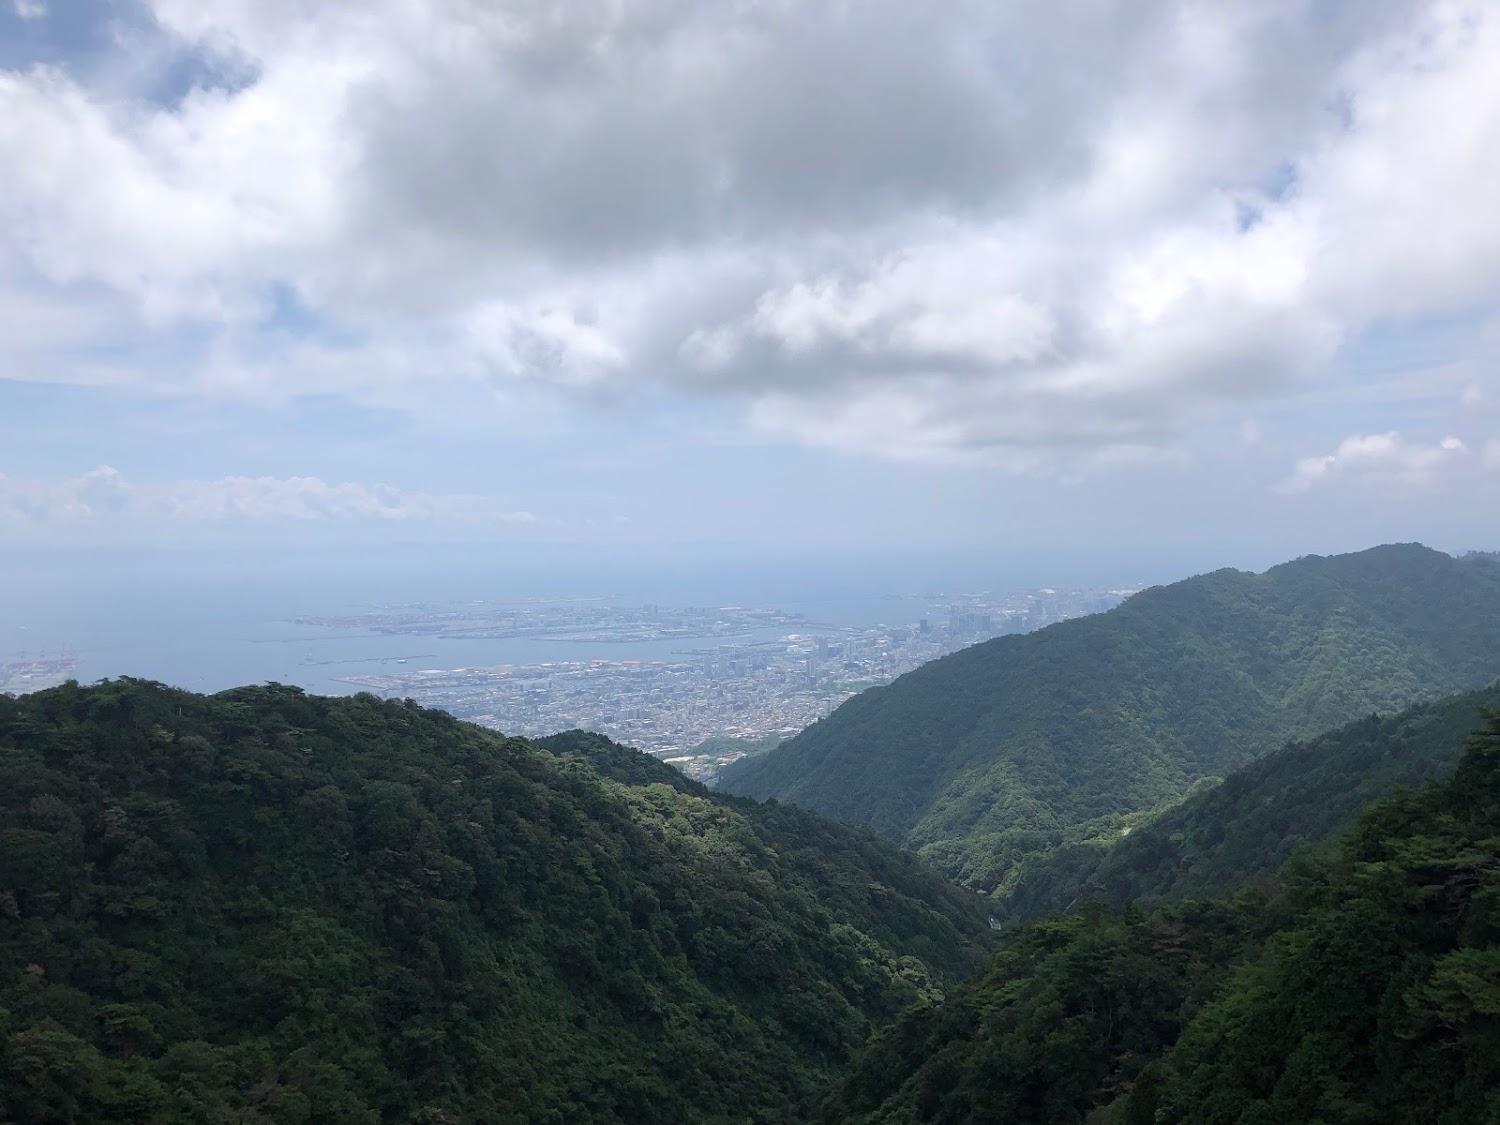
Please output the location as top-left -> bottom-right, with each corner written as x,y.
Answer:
0,542 -> 1148,695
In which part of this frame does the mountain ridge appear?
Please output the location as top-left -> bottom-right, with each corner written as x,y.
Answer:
721,544 -> 1500,890
0,680 -> 991,1124
821,710 -> 1500,1124
991,679 -> 1500,924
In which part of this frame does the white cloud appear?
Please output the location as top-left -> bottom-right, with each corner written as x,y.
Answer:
0,466 -> 536,525
10,0 -> 45,21
1284,432 -> 1469,491
1484,439 -> 1500,470
0,1 -> 1498,468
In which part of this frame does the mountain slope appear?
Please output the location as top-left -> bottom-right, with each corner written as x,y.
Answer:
0,680 -> 991,1125
720,544 -> 1500,888
993,680 -> 1500,923
822,712 -> 1500,1124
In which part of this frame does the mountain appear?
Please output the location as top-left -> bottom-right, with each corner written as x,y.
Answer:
720,544 -> 1500,890
992,680 -> 1500,923
821,711 -> 1500,1124
0,680 -> 991,1125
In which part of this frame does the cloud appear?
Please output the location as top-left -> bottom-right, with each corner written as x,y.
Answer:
1,1 -> 1498,467
1284,432 -> 1469,491
0,466 -> 536,525
1485,439 -> 1500,470
10,0 -> 45,21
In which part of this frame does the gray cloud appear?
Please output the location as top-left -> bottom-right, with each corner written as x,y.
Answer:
0,0 -> 1496,469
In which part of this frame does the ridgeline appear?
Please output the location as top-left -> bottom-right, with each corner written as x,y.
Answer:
823,711 -> 1500,1123
991,680 -> 1500,924
720,544 -> 1500,892
0,680 -> 991,1124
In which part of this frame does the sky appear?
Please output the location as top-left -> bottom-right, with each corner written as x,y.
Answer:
1,0 -> 1498,570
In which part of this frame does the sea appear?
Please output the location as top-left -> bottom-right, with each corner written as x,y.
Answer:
0,541 -> 1174,696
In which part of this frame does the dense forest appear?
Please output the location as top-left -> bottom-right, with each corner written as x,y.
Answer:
721,544 -> 1500,890
7,550 -> 1500,1123
0,681 -> 992,1124
992,681 -> 1500,924
824,711 -> 1500,1123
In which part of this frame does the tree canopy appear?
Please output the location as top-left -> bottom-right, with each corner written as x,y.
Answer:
822,711 -> 1500,1124
0,680 -> 991,1124
722,545 -> 1500,891
992,680 -> 1500,924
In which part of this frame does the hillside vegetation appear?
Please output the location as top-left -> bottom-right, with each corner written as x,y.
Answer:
992,681 -> 1500,924
823,712 -> 1500,1124
721,545 -> 1500,889
0,681 -> 991,1124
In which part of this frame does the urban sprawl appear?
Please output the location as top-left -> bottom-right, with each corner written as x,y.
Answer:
321,588 -> 1130,780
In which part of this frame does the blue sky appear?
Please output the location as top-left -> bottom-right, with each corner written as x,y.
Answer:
1,0 -> 1497,566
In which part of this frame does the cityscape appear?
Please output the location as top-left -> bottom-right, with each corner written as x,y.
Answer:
328,586 -> 1131,780
0,655 -> 78,695
0,585 -> 1133,782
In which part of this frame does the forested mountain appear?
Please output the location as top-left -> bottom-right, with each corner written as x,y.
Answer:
721,544 -> 1500,889
822,712 -> 1500,1124
992,681 -> 1500,924
0,681 -> 992,1124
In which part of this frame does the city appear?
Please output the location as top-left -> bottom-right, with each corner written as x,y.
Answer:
331,586 -> 1131,780
0,655 -> 77,695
